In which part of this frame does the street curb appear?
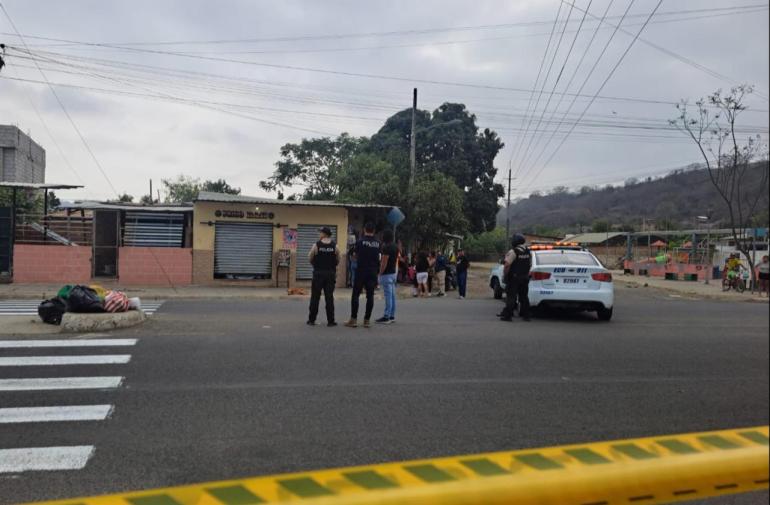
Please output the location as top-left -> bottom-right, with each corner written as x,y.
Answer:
59,310 -> 147,333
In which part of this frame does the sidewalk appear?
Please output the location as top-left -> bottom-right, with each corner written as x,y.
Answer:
613,270 -> 769,303
0,283 -> 358,301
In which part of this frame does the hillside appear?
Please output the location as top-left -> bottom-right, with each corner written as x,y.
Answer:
498,163 -> 769,234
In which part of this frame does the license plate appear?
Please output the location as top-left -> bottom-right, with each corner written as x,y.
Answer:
563,278 -> 581,284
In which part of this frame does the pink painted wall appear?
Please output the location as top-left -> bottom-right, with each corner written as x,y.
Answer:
624,260 -> 712,280
13,244 -> 92,284
118,247 -> 192,286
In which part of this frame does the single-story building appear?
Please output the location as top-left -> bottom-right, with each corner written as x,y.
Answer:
10,200 -> 194,286
3,187 -> 395,287
192,192 -> 392,288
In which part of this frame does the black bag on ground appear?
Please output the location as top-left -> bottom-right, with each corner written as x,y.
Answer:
65,285 -> 105,313
38,297 -> 67,325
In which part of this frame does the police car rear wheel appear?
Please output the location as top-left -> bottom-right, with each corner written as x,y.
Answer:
597,307 -> 613,321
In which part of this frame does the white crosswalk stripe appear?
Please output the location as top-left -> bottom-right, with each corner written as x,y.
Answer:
0,338 -> 136,474
0,355 -> 131,366
0,339 -> 137,348
0,446 -> 94,472
0,300 -> 164,316
0,405 -> 113,423
0,376 -> 124,391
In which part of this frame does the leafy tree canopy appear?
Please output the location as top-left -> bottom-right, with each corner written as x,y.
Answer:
162,175 -> 241,203
259,103 -> 506,240
259,133 -> 365,200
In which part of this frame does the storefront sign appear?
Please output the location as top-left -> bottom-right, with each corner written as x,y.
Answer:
214,209 -> 275,220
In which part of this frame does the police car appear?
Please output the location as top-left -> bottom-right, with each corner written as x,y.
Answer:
489,243 -> 614,321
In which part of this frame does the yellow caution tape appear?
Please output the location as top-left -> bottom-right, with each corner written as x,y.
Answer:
27,426 -> 769,505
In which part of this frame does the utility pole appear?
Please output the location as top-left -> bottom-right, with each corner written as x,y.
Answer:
505,168 -> 512,240
409,88 -> 417,188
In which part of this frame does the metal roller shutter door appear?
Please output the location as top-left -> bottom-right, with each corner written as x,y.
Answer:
215,222 -> 273,278
123,212 -> 185,247
296,224 -> 337,280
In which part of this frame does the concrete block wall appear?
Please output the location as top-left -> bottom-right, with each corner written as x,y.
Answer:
0,125 -> 46,183
13,244 -> 92,284
119,247 -> 192,286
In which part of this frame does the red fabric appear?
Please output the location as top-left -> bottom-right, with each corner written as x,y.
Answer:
104,291 -> 129,313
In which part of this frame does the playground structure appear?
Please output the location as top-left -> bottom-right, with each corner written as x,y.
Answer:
620,228 -> 769,282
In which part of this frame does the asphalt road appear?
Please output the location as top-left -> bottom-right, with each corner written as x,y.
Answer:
1,286 -> 768,504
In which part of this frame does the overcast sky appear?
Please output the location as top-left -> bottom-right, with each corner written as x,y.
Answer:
1,0 -> 768,202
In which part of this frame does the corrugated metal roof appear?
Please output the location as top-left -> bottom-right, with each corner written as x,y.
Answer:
0,182 -> 83,190
62,201 -> 192,212
195,191 -> 392,209
563,232 -> 627,244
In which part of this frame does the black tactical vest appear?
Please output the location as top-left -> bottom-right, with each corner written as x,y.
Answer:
314,240 -> 337,271
510,245 -> 532,280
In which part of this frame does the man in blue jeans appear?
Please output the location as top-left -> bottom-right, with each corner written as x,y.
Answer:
376,229 -> 398,324
455,249 -> 470,299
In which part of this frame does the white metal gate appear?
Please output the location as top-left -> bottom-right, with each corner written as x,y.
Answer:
214,222 -> 273,278
296,224 -> 337,280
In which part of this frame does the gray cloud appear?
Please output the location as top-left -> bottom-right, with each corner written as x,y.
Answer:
0,0 -> 767,202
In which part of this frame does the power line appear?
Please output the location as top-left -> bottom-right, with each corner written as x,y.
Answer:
516,0 -> 636,186
513,0 -> 594,179
511,2 -> 577,179
517,0 -> 615,172
5,7 -> 765,59
520,0 -> 666,192
0,37 -> 734,109
507,1 -> 564,174
562,0 -> 769,101
0,1 -> 119,197
5,4 -> 765,47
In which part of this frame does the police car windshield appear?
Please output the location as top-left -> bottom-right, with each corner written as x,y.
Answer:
535,251 -> 599,266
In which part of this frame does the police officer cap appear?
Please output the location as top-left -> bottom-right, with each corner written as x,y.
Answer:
511,233 -> 526,247
318,226 -> 333,237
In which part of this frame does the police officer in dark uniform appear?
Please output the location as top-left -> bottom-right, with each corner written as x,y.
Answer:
345,222 -> 380,329
307,227 -> 340,327
499,233 -> 532,322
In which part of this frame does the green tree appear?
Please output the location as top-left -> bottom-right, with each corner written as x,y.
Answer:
259,133 -> 365,200
109,193 -> 134,203
406,172 -> 468,248
139,194 -> 154,205
464,227 -> 508,257
162,175 -> 200,203
162,175 -> 241,203
201,179 -> 241,195
47,191 -> 61,210
0,188 -> 42,214
337,154 -> 401,205
367,103 -> 504,233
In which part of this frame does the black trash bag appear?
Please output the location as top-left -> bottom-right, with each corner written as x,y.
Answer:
38,297 -> 67,325
65,285 -> 105,313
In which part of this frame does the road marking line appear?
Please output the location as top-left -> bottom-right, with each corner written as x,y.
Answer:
0,355 -> 131,366
0,377 -> 123,391
0,446 -> 94,473
0,405 -> 113,423
0,339 -> 137,348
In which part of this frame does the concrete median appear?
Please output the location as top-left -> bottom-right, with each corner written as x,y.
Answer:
59,310 -> 146,333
